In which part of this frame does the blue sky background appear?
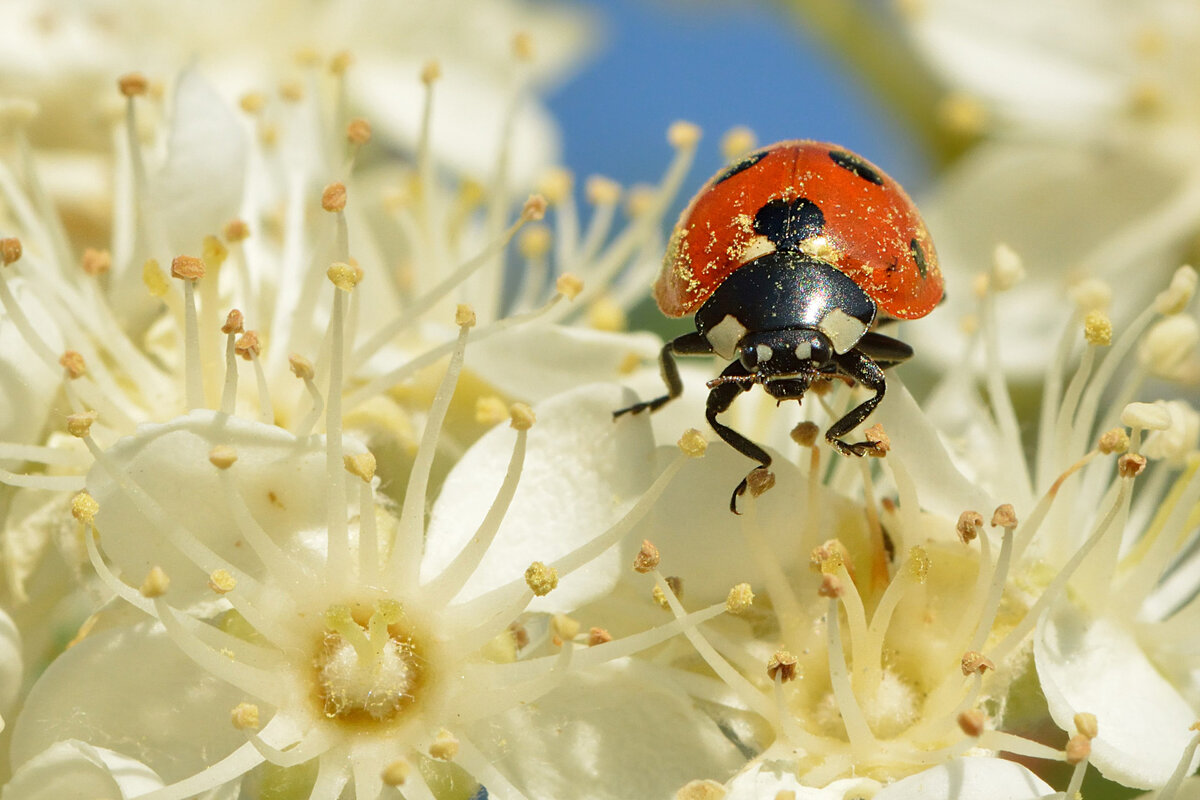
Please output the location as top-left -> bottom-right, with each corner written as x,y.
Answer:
545,0 -> 930,208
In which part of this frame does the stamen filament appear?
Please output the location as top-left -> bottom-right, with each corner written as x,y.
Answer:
825,597 -> 876,757
182,279 -> 204,409
135,742 -> 266,800
325,288 -> 350,583
966,524 -> 1014,654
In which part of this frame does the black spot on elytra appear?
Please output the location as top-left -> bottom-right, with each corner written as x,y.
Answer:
712,149 -> 769,186
829,150 -> 884,186
910,238 -> 928,278
753,197 -> 825,249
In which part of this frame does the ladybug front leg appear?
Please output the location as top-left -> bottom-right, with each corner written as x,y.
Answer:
613,332 -> 712,417
705,361 -> 772,513
825,350 -> 887,457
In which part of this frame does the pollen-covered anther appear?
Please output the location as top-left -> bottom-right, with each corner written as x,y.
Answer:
221,309 -> 245,335
551,614 -> 580,643
767,650 -> 798,682
521,194 -> 548,221
668,120 -> 702,149
1118,453 -> 1147,478
720,125 -> 757,161
321,182 -> 347,212
633,540 -> 661,574
990,243 -> 1025,290
208,445 -> 238,469
990,503 -> 1018,528
429,729 -> 459,761
470,396 -> 505,426
864,423 -> 891,456
907,546 -> 931,582
140,566 -> 170,598
381,759 -> 410,786
746,466 -> 775,497
588,296 -> 627,332
588,627 -> 613,646
1070,278 -> 1112,312
80,247 -> 111,276
288,353 -> 314,381
234,331 -> 261,360
59,350 -> 86,379
956,510 -> 983,543
328,49 -> 354,75
518,226 -> 552,261
238,92 -> 266,114
71,491 -> 99,524
818,573 -> 844,598
1098,428 -> 1130,455
653,577 -> 684,609
625,184 -> 656,217
1066,733 -> 1092,764
810,539 -> 849,574
230,702 -> 260,731
170,255 -> 205,281
1122,401 -> 1172,431
678,428 -> 708,457
223,218 -> 250,243
327,262 -> 360,291
66,411 -> 98,438
117,72 -> 149,97
509,622 -> 530,650
420,59 -> 442,84
346,117 -> 372,146
726,583 -> 755,614
537,168 -> 573,204
509,403 -> 536,430
971,273 -> 990,298
936,90 -> 988,136
1138,315 -> 1199,376
556,272 -> 584,300
279,80 -> 304,103
961,650 -> 995,676
618,352 -> 641,375
586,175 -> 621,206
142,260 -> 168,297
344,452 -> 377,483
675,780 -> 725,800
1084,310 -> 1113,346
455,303 -> 477,328
791,421 -> 820,448
1155,264 -> 1198,314
208,569 -> 236,594
524,561 -> 558,596
1074,712 -> 1099,739
958,709 -> 986,737
0,237 -> 21,265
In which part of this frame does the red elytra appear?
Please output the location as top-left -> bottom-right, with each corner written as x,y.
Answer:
653,140 -> 943,320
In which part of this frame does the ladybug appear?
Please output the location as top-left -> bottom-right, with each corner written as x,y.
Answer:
615,140 -> 942,512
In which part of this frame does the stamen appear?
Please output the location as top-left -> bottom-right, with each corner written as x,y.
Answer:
243,726 -> 335,769
345,453 -> 380,584
965,507 -> 1016,654
134,742 -> 267,800
1158,723 -> 1200,800
288,353 -> 324,436
171,255 -> 207,410
219,310 -> 244,415
324,270 -> 352,583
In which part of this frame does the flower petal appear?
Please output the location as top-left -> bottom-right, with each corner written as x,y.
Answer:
1035,601 -> 1200,789
2,740 -> 164,799
872,757 -> 1055,800
0,607 -> 21,727
724,761 -> 874,800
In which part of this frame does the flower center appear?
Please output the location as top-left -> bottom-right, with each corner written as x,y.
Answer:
313,599 -> 424,726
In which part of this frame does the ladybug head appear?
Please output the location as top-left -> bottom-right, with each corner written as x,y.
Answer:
737,328 -> 833,399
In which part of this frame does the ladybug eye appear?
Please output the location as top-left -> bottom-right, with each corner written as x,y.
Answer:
810,339 -> 832,365
739,345 -> 759,370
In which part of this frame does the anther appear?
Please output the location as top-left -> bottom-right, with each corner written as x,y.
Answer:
791,421 -> 820,448
80,248 -> 111,276
1084,310 -> 1112,346
140,566 -> 170,598
70,492 -> 99,524
420,60 -> 441,84
961,650 -> 995,676
346,117 -> 371,146
429,730 -> 459,761
991,243 -> 1025,290
537,168 -> 573,204
625,185 -> 656,217
512,31 -> 535,61
907,546 -> 931,582
720,126 -> 757,161
555,273 -> 583,300
455,303 -> 477,328
518,226 -> 552,260
818,573 -> 843,598
208,445 -> 238,469
677,429 -> 707,457
509,622 -> 529,650
0,237 -> 21,265
1065,734 -> 1092,764
1074,712 -> 1099,740
810,539 -> 850,574
1070,278 -> 1112,312
746,466 -> 775,496
957,510 -> 983,543
170,255 -> 205,281
202,236 -> 227,270
344,452 -> 377,482
230,702 -> 260,730
222,310 -> 245,335
143,260 -> 168,297
1118,453 -> 1147,478
1121,402 -> 1172,430
990,504 -> 1018,528
525,562 -> 558,596
117,73 -> 149,98
1098,428 -> 1130,454
676,781 -> 725,800
506,402 -> 534,431
234,331 -> 261,360
586,175 -> 621,206
864,423 -> 891,456
936,91 -> 988,135
382,760 -> 410,786
522,194 -> 548,221
238,93 -> 266,114
208,569 -> 236,594
633,540 -> 661,574
288,354 -> 314,380
326,262 -> 360,291
1155,265 -> 1198,315
767,650 -> 798,682
588,627 -> 613,646
726,583 -> 755,614
329,50 -> 354,75
223,219 -> 250,242
667,120 -> 702,149
958,709 -> 986,737
1139,315 -> 1199,377
59,350 -> 86,379
551,614 -> 580,643
279,80 -> 304,103
321,182 -> 347,212
66,411 -> 98,438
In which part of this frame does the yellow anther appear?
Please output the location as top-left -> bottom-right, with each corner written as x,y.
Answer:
208,445 -> 238,469
321,182 -> 347,212
222,309 -> 245,335
555,273 -> 583,300
726,583 -> 755,614
71,492 -> 99,524
667,120 -> 702,149
142,259 -> 169,297
80,248 -> 111,276
208,569 -> 236,594
327,262 -> 360,291
140,566 -> 170,598
59,350 -> 86,379
1084,310 -> 1112,346
524,562 -> 558,596
344,452 -> 377,482
633,540 -> 661,574
677,428 -> 707,457
170,255 -> 206,281
767,650 -> 798,682
455,303 -> 477,328
118,73 -> 149,98
230,702 -> 259,730
509,403 -> 535,430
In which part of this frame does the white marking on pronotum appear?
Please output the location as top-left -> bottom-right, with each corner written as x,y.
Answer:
794,341 -> 812,361
707,314 -> 748,360
755,344 -> 773,363
819,307 -> 868,354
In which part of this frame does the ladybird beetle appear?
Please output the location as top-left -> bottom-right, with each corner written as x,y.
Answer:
615,140 -> 943,512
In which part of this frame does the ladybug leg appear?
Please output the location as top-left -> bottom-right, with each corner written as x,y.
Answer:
855,331 -> 913,370
824,350 -> 887,457
705,361 -> 772,513
613,332 -> 713,417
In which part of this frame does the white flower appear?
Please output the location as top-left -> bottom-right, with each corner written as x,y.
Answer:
3,740 -> 165,799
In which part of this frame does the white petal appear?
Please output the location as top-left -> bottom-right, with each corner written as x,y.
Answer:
465,324 -> 661,404
873,757 -> 1055,800
1133,776 -> 1200,799
464,659 -> 745,799
0,607 -> 20,727
423,384 -> 655,611
724,761 -> 874,799
2,740 -> 164,800
151,68 -> 247,255
1035,602 -> 1200,789
10,622 -> 246,783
